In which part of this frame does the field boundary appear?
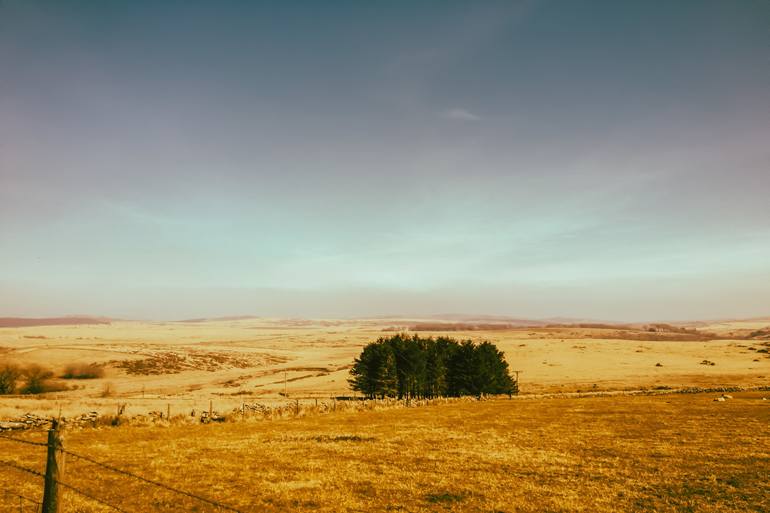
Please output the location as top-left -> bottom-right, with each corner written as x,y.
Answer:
2,384 -> 769,436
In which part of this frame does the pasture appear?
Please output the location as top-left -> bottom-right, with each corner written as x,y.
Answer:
1,392 -> 768,512
1,318 -> 769,511
0,317 -> 768,419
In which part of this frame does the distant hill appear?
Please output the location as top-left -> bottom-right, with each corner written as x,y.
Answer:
368,314 -> 551,326
0,317 -> 112,328
173,316 -> 263,323
427,314 -> 550,325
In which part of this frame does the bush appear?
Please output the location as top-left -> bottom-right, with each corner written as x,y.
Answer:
0,364 -> 21,394
61,363 -> 105,379
20,365 -> 67,394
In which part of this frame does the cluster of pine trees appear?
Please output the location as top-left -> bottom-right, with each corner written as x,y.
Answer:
348,334 -> 516,399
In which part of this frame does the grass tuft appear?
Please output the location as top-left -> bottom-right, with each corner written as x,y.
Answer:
426,492 -> 467,504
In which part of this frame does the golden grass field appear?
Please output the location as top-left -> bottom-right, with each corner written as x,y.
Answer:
1,317 -> 768,419
1,392 -> 768,512
1,317 -> 769,512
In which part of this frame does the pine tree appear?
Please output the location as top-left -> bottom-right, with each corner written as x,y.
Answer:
348,338 -> 401,398
349,334 -> 515,398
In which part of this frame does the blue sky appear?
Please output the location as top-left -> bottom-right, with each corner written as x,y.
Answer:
1,1 -> 769,320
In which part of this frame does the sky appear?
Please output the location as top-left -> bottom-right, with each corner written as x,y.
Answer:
1,0 -> 769,321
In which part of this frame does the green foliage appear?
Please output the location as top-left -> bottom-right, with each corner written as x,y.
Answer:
347,340 -> 398,398
349,334 -> 515,398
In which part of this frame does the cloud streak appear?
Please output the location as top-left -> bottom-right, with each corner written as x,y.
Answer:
442,108 -> 481,121
1,1 -> 769,320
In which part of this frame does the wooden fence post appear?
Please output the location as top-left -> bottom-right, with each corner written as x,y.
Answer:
42,420 -> 63,513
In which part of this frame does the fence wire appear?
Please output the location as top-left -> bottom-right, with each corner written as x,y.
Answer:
0,457 -> 130,513
63,448 -> 247,513
53,479 -> 130,513
1,428 -> 249,512
0,433 -> 48,447
2,487 -> 42,511
0,458 -> 44,478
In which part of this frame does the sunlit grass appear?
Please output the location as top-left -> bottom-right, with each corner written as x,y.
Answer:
1,392 -> 768,512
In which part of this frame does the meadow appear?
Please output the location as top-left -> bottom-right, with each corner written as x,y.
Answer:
1,317 -> 768,512
0,317 -> 768,419
1,392 -> 768,512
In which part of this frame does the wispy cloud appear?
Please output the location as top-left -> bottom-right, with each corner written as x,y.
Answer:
442,108 -> 481,121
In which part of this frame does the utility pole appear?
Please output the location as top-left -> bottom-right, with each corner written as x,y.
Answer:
42,420 -> 63,513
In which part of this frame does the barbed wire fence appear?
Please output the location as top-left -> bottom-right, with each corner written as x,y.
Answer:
0,393 -> 491,512
2,488 -> 42,513
0,424 -> 248,513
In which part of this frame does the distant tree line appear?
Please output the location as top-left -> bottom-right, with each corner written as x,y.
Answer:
348,334 -> 516,399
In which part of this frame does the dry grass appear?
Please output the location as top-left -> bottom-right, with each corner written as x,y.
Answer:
1,392 -> 768,512
1,317 -> 768,511
1,318 -> 768,420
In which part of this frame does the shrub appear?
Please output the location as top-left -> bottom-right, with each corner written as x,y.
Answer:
0,364 -> 21,394
100,382 -> 115,397
61,363 -> 105,379
20,365 -> 67,394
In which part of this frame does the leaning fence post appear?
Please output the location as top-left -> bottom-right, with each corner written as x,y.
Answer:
42,420 -> 63,513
